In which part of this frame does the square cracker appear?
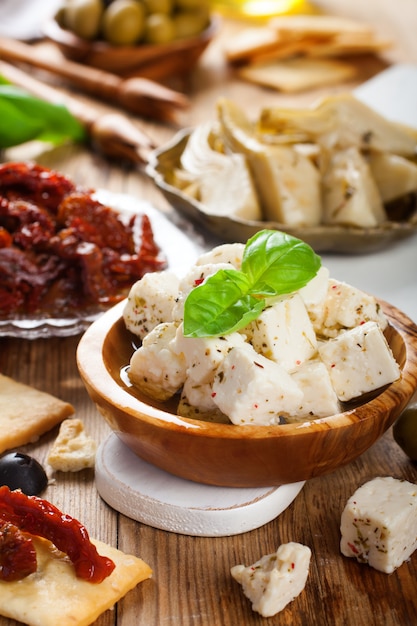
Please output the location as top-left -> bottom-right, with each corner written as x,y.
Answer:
239,57 -> 357,92
0,374 -> 74,454
0,536 -> 152,626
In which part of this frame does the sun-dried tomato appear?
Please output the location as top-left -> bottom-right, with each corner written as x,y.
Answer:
0,162 -> 166,316
0,162 -> 76,212
0,521 -> 37,581
0,487 -> 115,583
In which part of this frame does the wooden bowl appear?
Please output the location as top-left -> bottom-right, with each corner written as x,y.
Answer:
43,17 -> 219,79
77,299 -> 417,488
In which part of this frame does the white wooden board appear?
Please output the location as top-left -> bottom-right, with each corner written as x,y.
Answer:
95,433 -> 305,537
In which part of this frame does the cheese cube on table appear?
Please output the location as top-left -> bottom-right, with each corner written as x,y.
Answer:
246,293 -> 317,373
212,345 -> 303,425
174,326 -> 247,384
288,359 -> 341,421
123,270 -> 179,339
129,322 -> 186,401
318,320 -> 400,402
316,279 -> 388,338
231,542 -> 311,617
340,476 -> 417,573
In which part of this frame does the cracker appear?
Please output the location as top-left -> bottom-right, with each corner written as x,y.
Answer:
268,14 -> 374,38
0,536 -> 152,626
47,418 -> 97,472
0,374 -> 74,454
238,57 -> 357,93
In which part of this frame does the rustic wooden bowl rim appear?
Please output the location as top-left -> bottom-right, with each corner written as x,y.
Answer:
77,298 -> 417,440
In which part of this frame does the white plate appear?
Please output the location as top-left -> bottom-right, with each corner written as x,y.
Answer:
0,191 -> 204,339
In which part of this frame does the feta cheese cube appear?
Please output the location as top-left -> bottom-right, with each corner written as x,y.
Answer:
316,279 -> 388,338
172,262 -> 235,322
129,322 -> 186,401
196,243 -> 245,269
246,293 -> 317,372
340,476 -> 417,573
298,266 -> 330,330
174,325 -> 247,384
288,359 -> 341,421
318,320 -> 400,401
231,542 -> 311,617
177,379 -> 230,423
123,270 -> 179,339
212,345 -> 303,425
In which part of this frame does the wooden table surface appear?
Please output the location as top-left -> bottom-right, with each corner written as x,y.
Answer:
1,0 -> 417,624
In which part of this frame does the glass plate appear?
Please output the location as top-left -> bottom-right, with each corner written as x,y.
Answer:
0,190 -> 205,339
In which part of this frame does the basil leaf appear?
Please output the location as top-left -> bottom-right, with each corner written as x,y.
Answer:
183,230 -> 322,338
0,83 -> 86,149
242,229 -> 322,295
183,269 -> 264,338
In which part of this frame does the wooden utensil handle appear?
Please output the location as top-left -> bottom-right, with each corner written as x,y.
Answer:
0,36 -> 188,121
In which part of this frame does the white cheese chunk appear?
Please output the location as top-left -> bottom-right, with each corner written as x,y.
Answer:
212,345 -> 303,425
177,379 -> 230,423
316,279 -> 388,338
318,321 -> 400,401
172,262 -> 235,322
129,322 -> 186,401
123,270 -> 179,339
231,542 -> 311,617
289,359 -> 341,421
196,243 -> 245,269
174,325 -> 247,384
340,476 -> 417,573
246,293 -> 317,372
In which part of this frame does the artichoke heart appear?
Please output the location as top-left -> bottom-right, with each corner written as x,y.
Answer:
368,152 -> 417,202
322,146 -> 386,227
260,94 -> 417,156
180,123 -> 261,221
217,98 -> 322,227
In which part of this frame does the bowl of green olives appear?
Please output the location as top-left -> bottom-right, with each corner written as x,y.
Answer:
44,0 -> 218,78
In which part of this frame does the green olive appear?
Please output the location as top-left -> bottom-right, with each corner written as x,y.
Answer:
102,0 -> 146,45
143,0 -> 174,14
144,13 -> 176,44
173,9 -> 209,39
64,0 -> 104,40
393,403 -> 417,461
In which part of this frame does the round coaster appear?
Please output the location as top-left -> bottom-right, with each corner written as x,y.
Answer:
95,433 -> 305,537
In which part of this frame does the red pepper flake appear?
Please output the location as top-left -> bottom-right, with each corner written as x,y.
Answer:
291,562 -> 295,569
194,277 -> 204,286
211,392 -> 217,398
347,542 -> 359,555
0,486 -> 115,583
253,404 -> 259,409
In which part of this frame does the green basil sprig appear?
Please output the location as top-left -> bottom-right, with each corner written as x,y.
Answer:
0,80 -> 86,149
183,230 -> 321,338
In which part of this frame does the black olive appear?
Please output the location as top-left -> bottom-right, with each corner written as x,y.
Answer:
0,452 -> 48,495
